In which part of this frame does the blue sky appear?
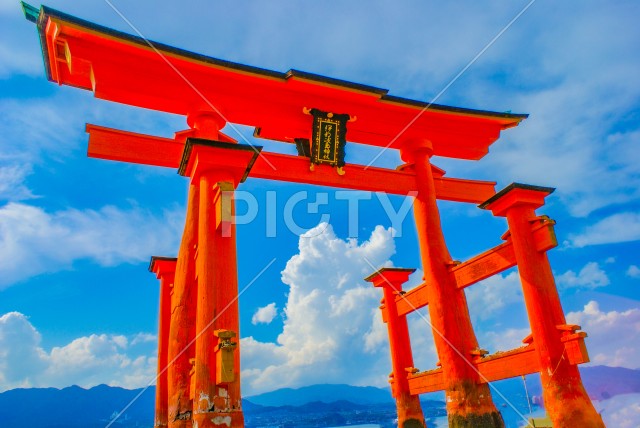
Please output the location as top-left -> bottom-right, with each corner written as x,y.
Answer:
1,0 -> 639,423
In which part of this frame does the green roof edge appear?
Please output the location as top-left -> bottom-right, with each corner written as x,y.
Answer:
21,2 -> 39,23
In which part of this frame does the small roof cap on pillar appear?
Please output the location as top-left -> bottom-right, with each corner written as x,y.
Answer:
364,267 -> 416,288
149,256 -> 178,277
178,138 -> 262,183
479,182 -> 555,216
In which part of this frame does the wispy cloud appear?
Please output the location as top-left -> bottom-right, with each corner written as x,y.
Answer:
567,213 -> 640,248
596,393 -> 640,428
466,270 -> 523,321
0,97 -> 84,162
482,327 -> 532,354
0,202 -> 184,288
449,3 -> 640,217
0,164 -> 34,201
0,91 -> 185,204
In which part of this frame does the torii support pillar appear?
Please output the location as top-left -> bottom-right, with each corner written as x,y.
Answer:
179,115 -> 262,428
400,139 -> 505,428
168,185 -> 199,427
366,268 -> 426,428
149,256 -> 178,428
481,184 -> 605,427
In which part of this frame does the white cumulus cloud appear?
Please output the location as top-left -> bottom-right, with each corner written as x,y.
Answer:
241,223 -> 398,395
0,312 -> 48,388
557,262 -> 610,290
567,301 -> 640,369
627,265 -> 640,279
0,312 -> 157,392
251,303 -> 278,325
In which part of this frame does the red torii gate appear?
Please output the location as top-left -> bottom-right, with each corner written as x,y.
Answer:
365,183 -> 604,428
24,3 -> 604,428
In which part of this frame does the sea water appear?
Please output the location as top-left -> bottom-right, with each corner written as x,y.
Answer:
328,425 -> 381,428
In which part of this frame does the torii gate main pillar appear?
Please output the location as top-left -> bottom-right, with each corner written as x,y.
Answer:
168,187 -> 198,428
400,139 -> 505,428
177,112 -> 262,428
482,184 -> 605,427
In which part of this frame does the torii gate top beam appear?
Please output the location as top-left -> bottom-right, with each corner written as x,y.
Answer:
24,3 -> 527,160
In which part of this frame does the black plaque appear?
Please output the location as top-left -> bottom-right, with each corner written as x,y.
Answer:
309,108 -> 349,168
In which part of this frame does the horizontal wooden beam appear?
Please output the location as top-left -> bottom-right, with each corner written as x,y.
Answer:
408,329 -> 590,396
87,124 -> 184,168
476,344 -> 540,385
408,344 -> 540,395
396,284 -> 429,317
408,368 -> 444,395
392,220 -> 558,316
433,176 -> 495,203
85,124 -> 496,202
451,242 -> 517,289
395,241 -> 518,317
249,152 -> 416,195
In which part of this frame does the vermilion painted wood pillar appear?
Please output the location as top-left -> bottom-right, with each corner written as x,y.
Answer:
179,113 -> 262,428
366,268 -> 426,428
481,184 -> 605,427
149,256 -> 178,427
168,184 -> 199,427
400,139 -> 505,428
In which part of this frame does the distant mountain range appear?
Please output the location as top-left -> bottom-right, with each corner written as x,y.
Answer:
243,365 -> 640,407
0,365 -> 637,428
580,365 -> 640,400
0,384 -> 155,428
245,383 -> 395,406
